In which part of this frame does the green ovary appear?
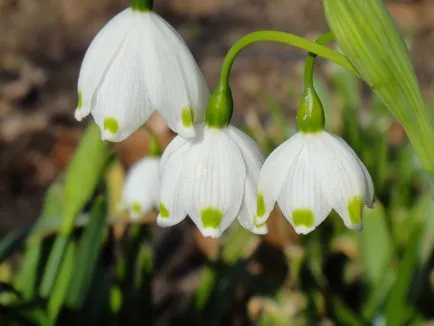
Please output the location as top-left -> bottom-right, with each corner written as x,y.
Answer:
348,196 -> 363,225
292,209 -> 315,228
201,208 -> 223,229
159,203 -> 170,219
181,107 -> 194,127
103,117 -> 119,134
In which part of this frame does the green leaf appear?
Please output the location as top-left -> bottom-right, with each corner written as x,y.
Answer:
360,203 -> 394,285
39,235 -> 70,298
324,0 -> 434,170
0,227 -> 32,262
66,197 -> 108,308
39,123 -> 110,296
61,122 -> 110,235
47,240 -> 76,322
330,296 -> 362,326
16,180 -> 64,299
195,266 -> 217,310
385,225 -> 422,325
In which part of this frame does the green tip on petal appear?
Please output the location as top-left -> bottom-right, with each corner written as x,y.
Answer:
181,107 -> 195,128
348,196 -> 363,225
292,209 -> 315,228
131,202 -> 142,215
201,208 -> 223,229
254,219 -> 267,229
159,203 -> 170,219
77,91 -> 83,110
256,193 -> 266,217
103,117 -> 119,135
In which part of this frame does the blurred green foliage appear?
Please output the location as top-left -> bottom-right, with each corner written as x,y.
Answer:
1,64 -> 434,325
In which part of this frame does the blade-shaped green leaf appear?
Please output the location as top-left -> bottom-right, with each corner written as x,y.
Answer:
386,225 -> 422,325
47,240 -> 76,322
0,227 -> 32,262
66,197 -> 108,308
17,180 -> 64,299
39,123 -> 110,296
360,203 -> 394,286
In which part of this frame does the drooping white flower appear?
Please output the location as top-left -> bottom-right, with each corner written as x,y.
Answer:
256,131 -> 374,234
75,8 -> 209,141
121,157 -> 160,220
157,123 -> 267,238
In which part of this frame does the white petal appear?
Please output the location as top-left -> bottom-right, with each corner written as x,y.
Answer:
256,133 -> 304,225
315,132 -> 368,230
142,13 -> 209,138
121,157 -> 160,220
158,139 -> 191,227
359,159 -> 375,208
160,134 -> 189,173
181,126 -> 246,238
226,126 -> 267,234
237,176 -> 268,234
91,17 -> 154,142
76,8 -> 134,121
226,126 -> 265,165
277,143 -> 332,234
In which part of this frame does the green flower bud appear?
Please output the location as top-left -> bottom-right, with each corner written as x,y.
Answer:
130,0 -> 153,12
206,84 -> 234,129
324,0 -> 434,169
297,87 -> 325,133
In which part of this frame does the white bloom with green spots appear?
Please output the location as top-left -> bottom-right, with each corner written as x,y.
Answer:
158,123 -> 267,238
256,131 -> 374,234
121,157 -> 160,220
75,8 -> 209,141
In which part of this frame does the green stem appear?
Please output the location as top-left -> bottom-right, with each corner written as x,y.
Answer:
130,0 -> 153,12
304,32 -> 336,88
219,30 -> 358,87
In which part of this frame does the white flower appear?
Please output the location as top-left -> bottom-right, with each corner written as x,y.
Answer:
158,124 -> 267,238
256,131 -> 374,234
121,157 -> 160,220
75,8 -> 209,141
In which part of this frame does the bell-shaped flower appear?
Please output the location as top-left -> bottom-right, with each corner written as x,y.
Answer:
121,157 -> 160,220
75,7 -> 209,141
158,123 -> 267,238
256,131 -> 374,234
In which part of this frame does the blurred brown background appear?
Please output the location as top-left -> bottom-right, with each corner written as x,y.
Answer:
0,0 -> 433,238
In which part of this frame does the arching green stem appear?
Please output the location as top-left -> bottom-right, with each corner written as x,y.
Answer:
207,31 -> 356,129
219,30 -> 358,88
304,32 -> 336,88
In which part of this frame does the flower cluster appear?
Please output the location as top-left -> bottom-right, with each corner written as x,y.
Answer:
78,2 -> 374,237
